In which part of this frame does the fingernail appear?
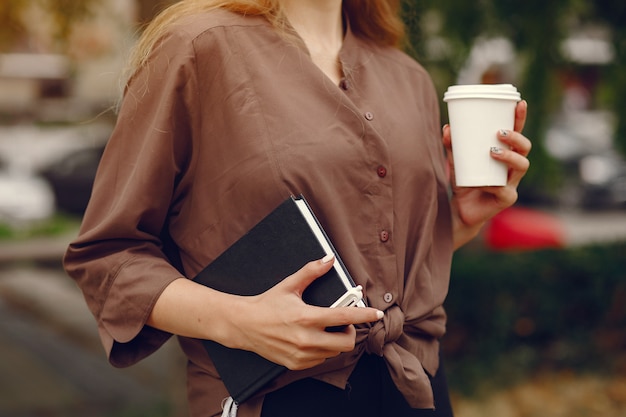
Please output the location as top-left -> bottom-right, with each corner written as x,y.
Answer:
499,129 -> 509,137
490,146 -> 503,155
321,254 -> 335,264
376,310 -> 384,320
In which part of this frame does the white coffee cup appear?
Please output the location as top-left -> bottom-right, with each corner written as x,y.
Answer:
443,84 -> 521,187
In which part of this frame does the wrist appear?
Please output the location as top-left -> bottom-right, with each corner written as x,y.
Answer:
209,293 -> 255,350
147,278 -> 250,346
452,211 -> 485,250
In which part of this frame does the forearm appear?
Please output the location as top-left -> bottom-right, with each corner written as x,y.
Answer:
146,277 -> 244,348
146,259 -> 384,370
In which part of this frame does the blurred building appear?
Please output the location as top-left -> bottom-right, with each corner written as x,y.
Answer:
0,0 -> 139,121
0,0 -> 142,221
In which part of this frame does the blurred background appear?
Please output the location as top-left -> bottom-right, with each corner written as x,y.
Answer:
0,0 -> 624,416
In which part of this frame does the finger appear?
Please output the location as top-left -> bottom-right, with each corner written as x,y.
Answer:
479,184 -> 519,210
283,338 -> 352,370
280,325 -> 359,370
490,145 -> 530,186
498,129 -> 532,158
299,324 -> 358,353
280,255 -> 336,296
441,124 -> 455,184
280,342 -> 343,370
513,100 -> 527,133
442,124 -> 451,148
313,304 -> 384,329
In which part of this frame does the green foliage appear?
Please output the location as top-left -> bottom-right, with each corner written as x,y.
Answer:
0,0 -> 96,52
402,0 -> 626,201
0,214 -> 80,241
592,1 -> 626,156
444,242 -> 626,394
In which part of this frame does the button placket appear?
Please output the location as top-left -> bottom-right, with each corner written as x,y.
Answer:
355,100 -> 396,311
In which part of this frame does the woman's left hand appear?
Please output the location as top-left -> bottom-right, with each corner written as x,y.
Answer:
443,100 -> 532,249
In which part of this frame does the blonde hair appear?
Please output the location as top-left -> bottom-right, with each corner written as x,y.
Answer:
126,0 -> 405,78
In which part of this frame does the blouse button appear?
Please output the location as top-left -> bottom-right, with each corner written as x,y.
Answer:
364,111 -> 374,121
377,165 -> 387,178
380,230 -> 390,242
383,293 -> 394,303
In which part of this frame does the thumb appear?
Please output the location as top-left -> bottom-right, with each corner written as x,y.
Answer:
281,254 -> 336,298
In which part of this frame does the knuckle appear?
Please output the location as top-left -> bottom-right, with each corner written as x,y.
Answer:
290,330 -> 314,350
285,352 -> 323,371
518,157 -> 530,172
300,260 -> 325,278
292,309 -> 317,328
340,338 -> 356,352
288,362 -> 307,371
284,357 -> 304,371
503,188 -> 519,206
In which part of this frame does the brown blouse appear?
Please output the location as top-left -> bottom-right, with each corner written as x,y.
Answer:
64,9 -> 453,417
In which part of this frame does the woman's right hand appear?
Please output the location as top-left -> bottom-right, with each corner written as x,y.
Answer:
223,255 -> 384,370
147,255 -> 383,371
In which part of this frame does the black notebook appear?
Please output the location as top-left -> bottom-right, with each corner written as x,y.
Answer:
193,195 -> 364,404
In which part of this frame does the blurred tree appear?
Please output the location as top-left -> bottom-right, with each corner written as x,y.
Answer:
1,0 -> 623,196
43,0 -> 94,45
0,0 -> 179,52
491,0 -> 570,197
0,0 -> 96,52
591,0 -> 626,155
0,0 -> 29,50
402,0 -> 564,199
403,0 -> 626,201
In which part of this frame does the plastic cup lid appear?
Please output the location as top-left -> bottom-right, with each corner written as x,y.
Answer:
443,84 -> 521,101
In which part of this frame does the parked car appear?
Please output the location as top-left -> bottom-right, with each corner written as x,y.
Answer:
546,110 -> 626,209
39,144 -> 105,215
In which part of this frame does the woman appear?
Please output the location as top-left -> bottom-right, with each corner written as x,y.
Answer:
64,1 -> 531,416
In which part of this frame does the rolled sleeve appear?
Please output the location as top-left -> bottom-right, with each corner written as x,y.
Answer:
101,255 -> 180,367
63,28 -> 198,366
